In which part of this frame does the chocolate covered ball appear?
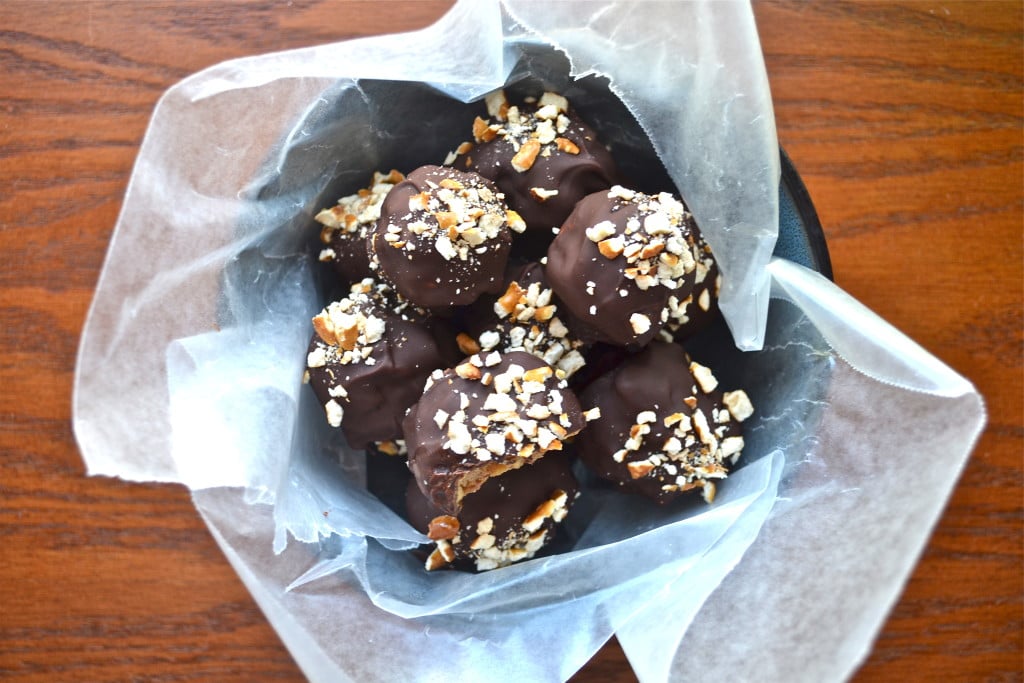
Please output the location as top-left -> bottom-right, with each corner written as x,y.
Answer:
305,278 -> 450,449
575,341 -> 753,504
460,261 -> 588,379
404,350 -> 587,515
451,90 -> 617,256
664,226 -> 723,341
370,165 -> 518,309
406,453 -> 579,571
315,170 -> 403,283
546,186 -> 700,347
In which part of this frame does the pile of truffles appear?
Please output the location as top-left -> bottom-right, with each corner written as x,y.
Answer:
304,90 -> 753,572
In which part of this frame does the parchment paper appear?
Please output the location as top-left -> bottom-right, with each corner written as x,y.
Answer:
73,2 -> 985,681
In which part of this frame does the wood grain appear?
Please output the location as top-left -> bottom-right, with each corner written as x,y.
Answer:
1,1 -> 1020,681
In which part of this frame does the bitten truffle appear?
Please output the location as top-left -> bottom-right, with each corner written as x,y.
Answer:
305,278 -> 450,449
315,170 -> 403,282
575,341 -> 752,504
406,453 -> 579,571
404,350 -> 587,515
546,186 -> 700,347
450,90 -> 617,255
370,165 -> 519,309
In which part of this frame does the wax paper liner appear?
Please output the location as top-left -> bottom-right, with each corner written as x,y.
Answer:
72,1 -> 985,681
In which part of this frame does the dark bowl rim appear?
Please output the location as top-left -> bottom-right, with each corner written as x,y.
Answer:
779,147 -> 833,281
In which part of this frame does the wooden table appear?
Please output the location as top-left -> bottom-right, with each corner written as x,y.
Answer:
2,2 -> 1020,680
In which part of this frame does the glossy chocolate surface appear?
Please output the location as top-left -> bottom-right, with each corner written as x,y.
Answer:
453,93 -> 617,257
404,350 -> 584,515
546,188 -> 699,347
370,165 -> 513,309
575,341 -> 746,504
315,170 -> 403,283
306,280 -> 450,449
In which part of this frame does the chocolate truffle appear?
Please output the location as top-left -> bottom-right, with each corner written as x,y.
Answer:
663,226 -> 723,341
406,453 -> 579,571
460,261 -> 588,379
370,165 -> 519,309
315,170 -> 403,282
575,341 -> 753,504
450,90 -> 617,255
305,278 -> 450,449
404,350 -> 589,515
546,186 -> 700,347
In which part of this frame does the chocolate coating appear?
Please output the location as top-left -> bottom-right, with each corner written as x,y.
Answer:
406,453 -> 579,571
453,92 -> 617,256
546,187 -> 699,347
371,165 -> 514,309
306,279 -> 449,449
575,341 -> 750,504
315,170 -> 403,282
404,350 -> 585,515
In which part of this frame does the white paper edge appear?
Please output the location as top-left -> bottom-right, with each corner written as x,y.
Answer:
767,258 -> 975,398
